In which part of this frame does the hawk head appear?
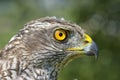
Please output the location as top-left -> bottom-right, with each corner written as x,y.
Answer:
11,17 -> 98,68
0,17 -> 98,80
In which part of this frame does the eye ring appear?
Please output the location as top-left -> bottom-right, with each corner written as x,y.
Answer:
54,29 -> 68,41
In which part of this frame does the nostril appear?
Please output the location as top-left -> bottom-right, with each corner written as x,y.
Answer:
84,40 -> 89,43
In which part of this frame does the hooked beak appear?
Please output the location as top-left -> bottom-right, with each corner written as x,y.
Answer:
67,34 -> 98,58
83,41 -> 98,58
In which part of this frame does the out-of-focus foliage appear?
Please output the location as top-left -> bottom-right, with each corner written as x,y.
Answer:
0,0 -> 120,80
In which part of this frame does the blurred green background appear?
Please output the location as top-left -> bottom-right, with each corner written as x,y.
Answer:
0,0 -> 120,80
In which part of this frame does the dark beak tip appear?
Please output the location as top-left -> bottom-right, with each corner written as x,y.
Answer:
86,41 -> 99,58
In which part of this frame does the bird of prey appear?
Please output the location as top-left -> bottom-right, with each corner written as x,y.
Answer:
0,17 -> 98,80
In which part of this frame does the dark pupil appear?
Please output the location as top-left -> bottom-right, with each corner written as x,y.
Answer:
59,33 -> 63,37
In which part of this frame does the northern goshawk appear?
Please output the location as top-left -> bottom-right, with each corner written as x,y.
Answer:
0,17 -> 98,80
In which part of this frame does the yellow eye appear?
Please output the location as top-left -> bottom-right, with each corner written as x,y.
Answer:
54,29 -> 67,41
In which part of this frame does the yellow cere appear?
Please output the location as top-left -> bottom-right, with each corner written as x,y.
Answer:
54,29 -> 67,41
84,33 -> 92,43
